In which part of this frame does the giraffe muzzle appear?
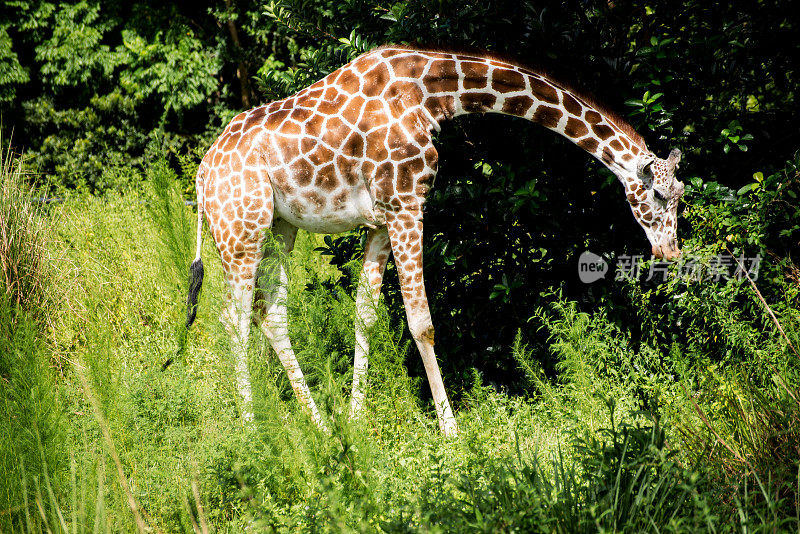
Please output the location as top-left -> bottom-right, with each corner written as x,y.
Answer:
652,243 -> 682,261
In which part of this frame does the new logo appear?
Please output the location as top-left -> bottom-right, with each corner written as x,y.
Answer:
578,251 -> 608,283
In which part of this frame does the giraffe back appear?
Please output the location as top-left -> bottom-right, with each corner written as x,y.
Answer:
201,50 -> 443,235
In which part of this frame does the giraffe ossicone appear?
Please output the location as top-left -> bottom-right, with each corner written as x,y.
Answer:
185,45 -> 685,436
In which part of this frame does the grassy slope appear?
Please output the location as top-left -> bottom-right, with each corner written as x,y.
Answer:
47,193 -> 614,531
3,171 -> 798,532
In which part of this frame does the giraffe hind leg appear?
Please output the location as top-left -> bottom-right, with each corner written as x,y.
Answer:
220,247 -> 262,422
253,219 -> 325,429
350,226 -> 391,418
204,161 -> 275,422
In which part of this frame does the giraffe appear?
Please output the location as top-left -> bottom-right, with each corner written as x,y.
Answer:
185,45 -> 685,436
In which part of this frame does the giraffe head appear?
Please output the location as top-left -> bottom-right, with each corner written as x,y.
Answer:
625,149 -> 684,260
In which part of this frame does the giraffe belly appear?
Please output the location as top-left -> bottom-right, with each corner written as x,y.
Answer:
273,183 -> 381,234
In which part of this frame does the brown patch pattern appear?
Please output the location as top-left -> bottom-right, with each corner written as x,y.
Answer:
491,68 -> 525,93
564,117 -> 588,138
533,105 -> 563,129
501,95 -> 534,116
423,59 -> 459,93
461,61 -> 489,89
530,78 -> 559,104
460,93 -> 497,113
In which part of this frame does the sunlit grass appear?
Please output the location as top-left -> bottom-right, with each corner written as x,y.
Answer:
2,154 -> 799,532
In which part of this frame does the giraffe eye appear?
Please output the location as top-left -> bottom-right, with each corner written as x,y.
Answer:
653,189 -> 667,203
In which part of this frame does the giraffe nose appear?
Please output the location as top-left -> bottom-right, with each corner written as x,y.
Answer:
651,244 -> 664,259
652,243 -> 681,260
666,237 -> 682,260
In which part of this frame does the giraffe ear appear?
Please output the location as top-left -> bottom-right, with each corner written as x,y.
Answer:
667,149 -> 681,171
636,154 -> 655,183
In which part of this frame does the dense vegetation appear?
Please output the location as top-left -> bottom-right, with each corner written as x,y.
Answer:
2,0 -> 799,531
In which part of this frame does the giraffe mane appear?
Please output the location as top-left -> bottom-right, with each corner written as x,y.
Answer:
372,43 -> 649,152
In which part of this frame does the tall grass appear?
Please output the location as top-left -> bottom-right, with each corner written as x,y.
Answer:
0,305 -> 65,531
0,137 -> 65,530
681,364 -> 800,527
4,151 -> 800,531
0,135 -> 54,324
143,157 -> 197,359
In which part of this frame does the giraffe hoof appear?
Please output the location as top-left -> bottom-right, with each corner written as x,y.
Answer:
440,418 -> 458,437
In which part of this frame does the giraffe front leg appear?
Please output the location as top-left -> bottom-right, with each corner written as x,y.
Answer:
350,227 -> 391,419
255,220 -> 325,429
387,212 -> 458,436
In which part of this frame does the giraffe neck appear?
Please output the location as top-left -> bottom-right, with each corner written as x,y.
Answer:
408,50 -> 648,175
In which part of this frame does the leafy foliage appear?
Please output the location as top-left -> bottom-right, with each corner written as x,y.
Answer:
0,27 -> 29,103
2,1 -> 800,530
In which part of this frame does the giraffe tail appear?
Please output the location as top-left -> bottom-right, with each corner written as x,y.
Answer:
186,166 -> 206,329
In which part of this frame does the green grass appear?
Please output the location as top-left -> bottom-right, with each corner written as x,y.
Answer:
1,153 -> 799,532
